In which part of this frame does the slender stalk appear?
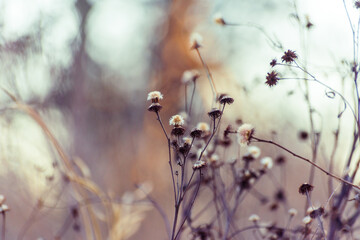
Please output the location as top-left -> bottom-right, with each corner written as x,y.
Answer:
2,213 -> 5,240
195,48 -> 218,104
174,170 -> 202,240
188,81 -> 196,117
252,136 -> 360,191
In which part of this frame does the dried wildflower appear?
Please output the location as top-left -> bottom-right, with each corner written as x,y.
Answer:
299,183 -> 314,195
309,207 -> 324,219
193,160 -> 206,169
261,157 -> 273,169
183,137 -> 192,145
237,123 -> 254,146
302,216 -> 312,224
0,204 -> 9,213
190,128 -> 202,138
169,115 -> 185,127
208,108 -> 222,119
248,214 -> 260,222
147,91 -> 163,103
190,32 -> 203,50
218,94 -> 234,105
214,13 -> 226,26
269,203 -> 278,211
265,71 -> 279,87
270,59 -> 277,67
275,155 -> 286,165
356,1 -> 360,9
182,70 -> 200,84
197,122 -> 210,132
275,189 -> 286,202
148,103 -> 162,112
247,146 -> 261,159
299,130 -> 309,140
209,154 -> 220,167
242,153 -> 255,162
306,16 -> 313,29
281,50 -> 297,64
288,208 -> 298,217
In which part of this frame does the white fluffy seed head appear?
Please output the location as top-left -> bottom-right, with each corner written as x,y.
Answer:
302,216 -> 312,224
248,214 -> 260,222
237,124 -> 254,146
190,32 -> 203,49
260,157 -> 273,169
288,208 -> 298,217
247,146 -> 261,159
147,91 -> 163,101
169,115 -> 185,126
182,70 -> 200,84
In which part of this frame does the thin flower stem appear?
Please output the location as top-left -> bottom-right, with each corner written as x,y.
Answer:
155,112 -> 177,203
2,213 -> 5,240
180,138 -> 195,198
188,81 -> 196,117
198,104 -> 226,161
195,48 -> 218,104
252,136 -> 360,191
184,85 -> 188,113
277,64 -> 358,126
174,170 -> 202,240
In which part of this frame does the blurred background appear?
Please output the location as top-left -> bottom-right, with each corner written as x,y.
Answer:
0,0 -> 359,239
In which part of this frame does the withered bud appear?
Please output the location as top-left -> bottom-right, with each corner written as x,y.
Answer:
148,103 -> 162,112
218,94 -> 234,105
299,183 -> 314,195
208,108 -> 222,119
171,126 -> 185,136
190,128 -> 203,138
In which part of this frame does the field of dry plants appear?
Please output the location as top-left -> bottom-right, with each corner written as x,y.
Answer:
3,0 -> 360,239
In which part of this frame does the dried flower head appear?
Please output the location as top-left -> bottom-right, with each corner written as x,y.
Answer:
356,1 -> 360,9
248,214 -> 260,223
309,207 -> 324,219
209,154 -> 220,167
299,130 -> 309,140
147,91 -> 163,103
190,128 -> 203,138
270,59 -> 277,67
237,124 -> 254,146
299,183 -> 314,195
190,32 -> 203,50
305,15 -> 314,29
260,157 -> 273,169
214,13 -> 226,26
281,50 -> 297,64
208,108 -> 222,119
288,208 -> 298,217
169,115 -> 185,127
182,70 -> 200,84
148,103 -> 162,112
183,137 -> 192,145
171,126 -> 185,136
0,204 -> 9,213
218,94 -> 234,105
275,155 -> 286,165
193,160 -> 206,169
247,146 -> 261,159
302,216 -> 312,225
265,71 -> 279,87
197,122 -> 210,132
